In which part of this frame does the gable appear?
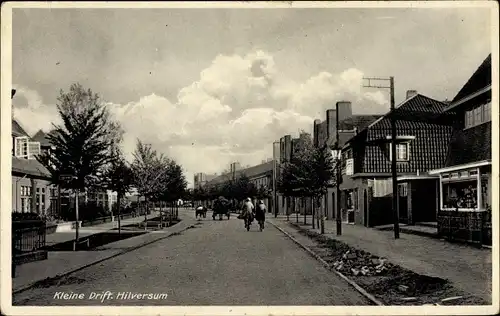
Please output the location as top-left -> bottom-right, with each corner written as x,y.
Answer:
452,54 -> 491,103
12,120 -> 29,137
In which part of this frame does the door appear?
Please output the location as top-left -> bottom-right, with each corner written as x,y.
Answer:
363,190 -> 368,226
331,192 -> 335,219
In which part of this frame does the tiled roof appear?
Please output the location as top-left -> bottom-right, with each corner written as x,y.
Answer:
206,160 -> 274,186
347,94 -> 453,174
339,115 -> 382,131
12,120 -> 29,137
359,94 -> 449,142
445,122 -> 491,166
12,156 -> 52,179
452,54 -> 491,103
32,130 -> 50,146
358,123 -> 453,174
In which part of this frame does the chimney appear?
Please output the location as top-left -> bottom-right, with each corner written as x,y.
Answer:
336,101 -> 353,123
326,109 -> 336,140
406,90 -> 418,99
313,119 -> 321,147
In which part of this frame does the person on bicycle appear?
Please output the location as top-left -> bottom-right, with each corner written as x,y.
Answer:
255,200 -> 266,229
242,197 -> 255,224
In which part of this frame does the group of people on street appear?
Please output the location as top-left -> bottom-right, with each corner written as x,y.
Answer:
195,197 -> 267,231
241,197 -> 266,231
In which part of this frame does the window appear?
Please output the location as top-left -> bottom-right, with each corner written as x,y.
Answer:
483,102 -> 491,122
15,137 -> 28,158
399,183 -> 408,197
465,101 -> 492,129
442,180 -> 478,209
474,107 -> 481,125
389,143 -> 409,161
27,141 -> 41,159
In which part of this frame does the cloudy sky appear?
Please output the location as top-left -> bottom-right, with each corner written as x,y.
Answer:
11,5 -> 491,187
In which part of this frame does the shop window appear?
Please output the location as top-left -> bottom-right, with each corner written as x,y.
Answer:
442,180 -> 478,209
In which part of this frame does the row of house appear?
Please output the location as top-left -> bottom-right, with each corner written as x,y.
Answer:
11,89 -> 117,218
195,160 -> 274,210
192,54 -> 492,244
272,54 -> 492,245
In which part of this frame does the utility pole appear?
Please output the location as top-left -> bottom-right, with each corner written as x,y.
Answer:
335,101 -> 342,235
363,76 -> 400,239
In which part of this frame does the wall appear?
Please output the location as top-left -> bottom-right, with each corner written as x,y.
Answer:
12,175 -> 53,214
409,179 -> 439,223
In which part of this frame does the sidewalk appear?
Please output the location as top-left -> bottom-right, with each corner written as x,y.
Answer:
45,211 -> 159,245
13,211 -> 194,293
268,215 -> 492,300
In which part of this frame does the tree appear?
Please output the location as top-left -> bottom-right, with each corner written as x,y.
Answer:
278,132 -> 334,230
161,160 -> 188,223
102,148 -> 133,235
37,83 -> 121,243
131,139 -> 168,229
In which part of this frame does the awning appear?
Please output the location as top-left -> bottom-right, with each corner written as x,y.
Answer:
428,160 -> 491,175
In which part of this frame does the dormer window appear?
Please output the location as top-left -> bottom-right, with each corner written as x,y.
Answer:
389,143 -> 410,161
13,136 -> 41,159
14,136 -> 29,158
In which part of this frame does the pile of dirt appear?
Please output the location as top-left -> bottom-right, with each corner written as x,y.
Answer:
290,222 -> 488,306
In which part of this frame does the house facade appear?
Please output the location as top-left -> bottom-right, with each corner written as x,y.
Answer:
203,160 -> 274,210
338,92 -> 454,227
429,54 -> 492,245
31,129 -> 119,214
11,90 -> 56,215
313,101 -> 381,221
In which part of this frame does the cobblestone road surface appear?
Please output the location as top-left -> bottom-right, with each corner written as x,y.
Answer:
13,212 -> 372,306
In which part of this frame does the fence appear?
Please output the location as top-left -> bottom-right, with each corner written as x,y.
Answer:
437,210 -> 492,246
81,212 -> 137,227
12,224 -> 46,255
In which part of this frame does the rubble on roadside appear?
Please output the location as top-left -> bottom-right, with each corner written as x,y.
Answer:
290,222 -> 488,306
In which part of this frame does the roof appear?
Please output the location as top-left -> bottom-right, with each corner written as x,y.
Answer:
206,160 -> 274,186
12,119 -> 29,137
451,54 -> 491,103
12,156 -> 52,179
445,122 -> 491,167
326,115 -> 382,148
338,115 -> 382,131
345,94 -> 453,174
347,94 -> 449,144
31,129 -> 54,147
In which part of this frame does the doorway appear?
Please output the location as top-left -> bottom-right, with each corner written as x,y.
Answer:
363,190 -> 368,226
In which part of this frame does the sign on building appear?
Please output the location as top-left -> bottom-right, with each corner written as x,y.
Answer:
345,158 -> 354,176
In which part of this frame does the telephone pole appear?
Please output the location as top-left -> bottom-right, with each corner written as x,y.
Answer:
335,102 -> 342,236
363,76 -> 400,239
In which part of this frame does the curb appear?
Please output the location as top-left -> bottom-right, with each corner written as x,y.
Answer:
267,219 -> 385,306
13,220 -> 195,295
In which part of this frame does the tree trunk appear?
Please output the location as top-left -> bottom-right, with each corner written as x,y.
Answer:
312,197 -> 316,229
304,198 -> 307,225
316,196 -> 320,229
159,200 -> 163,228
144,196 -> 148,231
320,195 -> 325,234
295,198 -> 299,223
117,193 -> 121,236
75,189 -> 80,244
169,202 -> 173,226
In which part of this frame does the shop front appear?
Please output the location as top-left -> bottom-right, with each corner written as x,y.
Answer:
431,160 -> 492,246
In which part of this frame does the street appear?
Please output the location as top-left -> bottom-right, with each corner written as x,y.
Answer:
13,211 -> 372,306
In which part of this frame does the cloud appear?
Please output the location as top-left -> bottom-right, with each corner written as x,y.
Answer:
13,50 -> 388,187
